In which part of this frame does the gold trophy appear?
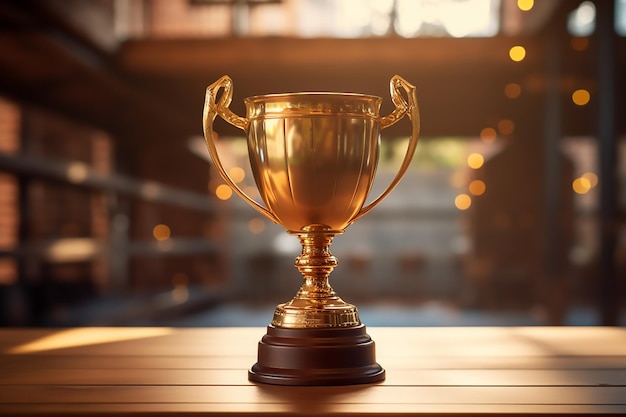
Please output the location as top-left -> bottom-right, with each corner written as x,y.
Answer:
203,75 -> 419,385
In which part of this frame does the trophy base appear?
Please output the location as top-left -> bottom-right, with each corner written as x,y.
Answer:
248,324 -> 385,386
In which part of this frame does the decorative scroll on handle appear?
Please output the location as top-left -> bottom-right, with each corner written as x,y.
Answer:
350,75 -> 421,223
202,75 -> 279,223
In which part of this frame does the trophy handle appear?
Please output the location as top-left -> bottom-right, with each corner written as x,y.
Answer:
203,75 -> 279,223
352,75 -> 420,223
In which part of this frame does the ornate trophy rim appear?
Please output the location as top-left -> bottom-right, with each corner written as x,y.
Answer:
245,91 -> 382,101
245,92 -> 383,119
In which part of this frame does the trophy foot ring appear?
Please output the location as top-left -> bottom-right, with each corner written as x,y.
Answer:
248,324 -> 385,386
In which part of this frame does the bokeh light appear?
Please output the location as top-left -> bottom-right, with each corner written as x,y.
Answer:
153,224 -> 171,241
480,127 -> 497,143
509,45 -> 526,62
517,0 -> 534,11
215,184 -> 233,200
567,1 -> 596,36
455,194 -> 472,210
66,162 -> 89,183
467,153 -> 484,169
504,82 -> 522,99
469,179 -> 486,196
582,172 -> 598,188
497,119 -> 515,135
572,89 -> 591,106
229,166 -> 246,183
572,177 -> 591,194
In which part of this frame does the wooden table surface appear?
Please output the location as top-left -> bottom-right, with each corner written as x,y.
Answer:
0,326 -> 625,416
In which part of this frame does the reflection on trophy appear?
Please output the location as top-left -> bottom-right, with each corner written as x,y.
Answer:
203,75 -> 419,385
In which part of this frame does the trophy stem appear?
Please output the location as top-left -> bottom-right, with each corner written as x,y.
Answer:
250,224 -> 385,386
271,224 -> 361,328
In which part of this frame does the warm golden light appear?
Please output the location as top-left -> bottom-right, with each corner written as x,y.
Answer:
504,82 -> 522,99
498,119 -> 515,135
467,153 -> 484,169
229,166 -> 246,183
215,184 -> 233,200
248,217 -> 266,234
572,177 -> 591,194
480,127 -> 497,143
572,89 -> 591,106
517,0 -> 534,11
152,224 -> 171,241
65,161 -> 89,183
509,46 -> 526,62
7,328 -> 174,354
455,193 -> 472,210
46,238 -> 99,262
469,179 -> 486,196
582,172 -> 598,188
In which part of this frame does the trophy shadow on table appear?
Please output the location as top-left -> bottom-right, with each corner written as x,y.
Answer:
253,382 -> 379,413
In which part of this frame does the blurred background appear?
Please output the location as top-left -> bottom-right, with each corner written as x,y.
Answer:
0,0 -> 624,327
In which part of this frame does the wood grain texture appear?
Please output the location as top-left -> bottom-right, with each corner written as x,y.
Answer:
0,327 -> 625,416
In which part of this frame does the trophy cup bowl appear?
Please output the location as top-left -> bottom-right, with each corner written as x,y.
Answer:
203,75 -> 419,385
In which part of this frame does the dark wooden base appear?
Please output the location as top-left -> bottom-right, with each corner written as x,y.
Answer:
248,324 -> 385,386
